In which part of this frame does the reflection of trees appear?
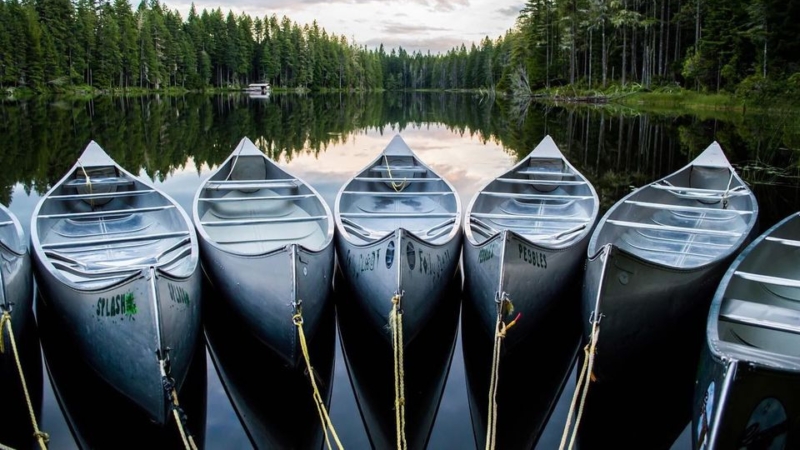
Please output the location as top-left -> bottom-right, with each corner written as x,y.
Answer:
1,94 -> 799,227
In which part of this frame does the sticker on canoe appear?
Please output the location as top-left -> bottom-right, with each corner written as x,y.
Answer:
96,292 -> 137,319
168,283 -> 190,305
479,243 -> 496,264
386,241 -> 395,269
696,381 -> 715,450
738,397 -> 787,449
518,243 -> 547,269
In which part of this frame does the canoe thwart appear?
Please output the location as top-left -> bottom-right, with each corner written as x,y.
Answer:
200,215 -> 327,227
205,179 -> 299,190
515,169 -> 577,176
370,166 -> 427,174
197,194 -> 316,203
623,200 -> 753,215
606,219 -> 743,237
495,178 -> 587,186
479,192 -> 593,201
651,183 -> 750,196
353,177 -> 442,183
764,236 -> 800,248
720,298 -> 800,335
341,190 -> 454,197
38,205 -> 176,220
48,190 -> 157,201
734,271 -> 800,288
0,221 -> 13,227
338,212 -> 457,219
42,231 -> 191,249
471,212 -> 588,222
64,177 -> 134,189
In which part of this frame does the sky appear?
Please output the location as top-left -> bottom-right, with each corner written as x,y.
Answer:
169,0 -> 524,54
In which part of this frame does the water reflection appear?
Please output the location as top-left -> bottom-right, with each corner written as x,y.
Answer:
0,299 -> 42,450
36,295 -> 207,449
462,286 -> 582,449
336,268 -> 461,450
0,93 -> 799,448
204,276 -> 337,449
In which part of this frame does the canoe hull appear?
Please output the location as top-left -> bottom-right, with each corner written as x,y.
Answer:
580,244 -> 737,383
33,262 -> 201,425
336,228 -> 461,346
200,240 -> 334,366
464,229 -> 589,349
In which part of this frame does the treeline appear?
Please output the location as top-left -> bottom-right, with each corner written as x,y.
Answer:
1,0 -> 799,95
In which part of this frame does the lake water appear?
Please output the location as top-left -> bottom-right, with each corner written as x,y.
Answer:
1,93 -> 799,449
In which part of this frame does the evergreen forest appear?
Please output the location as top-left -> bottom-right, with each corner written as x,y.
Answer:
0,0 -> 798,97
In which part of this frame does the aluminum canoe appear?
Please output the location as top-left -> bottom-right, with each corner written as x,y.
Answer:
30,141 -> 201,425
334,134 -> 462,346
581,141 -> 759,383
463,135 -> 599,349
693,211 -> 800,450
193,136 -> 334,366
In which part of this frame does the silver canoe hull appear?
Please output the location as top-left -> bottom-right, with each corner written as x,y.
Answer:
201,241 -> 334,366
693,212 -> 800,449
336,228 -> 461,346
193,137 -> 335,366
34,265 -> 201,424
30,141 -> 202,425
0,205 -> 33,341
464,229 -> 589,349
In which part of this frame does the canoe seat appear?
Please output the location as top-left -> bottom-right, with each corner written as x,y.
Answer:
479,192 -> 593,201
720,299 -> 800,335
198,194 -> 316,203
515,169 -> 576,177
339,212 -> 456,219
607,219 -> 742,237
370,166 -> 427,174
472,212 -> 587,222
64,177 -> 134,189
42,231 -> 191,250
205,179 -> 299,191
353,177 -> 441,183
624,200 -> 753,216
341,190 -> 454,197
733,271 -> 800,288
49,190 -> 157,201
38,205 -> 176,220
496,178 -> 587,186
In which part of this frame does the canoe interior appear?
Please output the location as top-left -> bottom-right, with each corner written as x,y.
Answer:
591,164 -> 756,268
0,207 -> 23,256
716,214 -> 800,360
338,152 -> 458,245
468,156 -> 595,247
197,154 -> 329,255
36,165 -> 195,288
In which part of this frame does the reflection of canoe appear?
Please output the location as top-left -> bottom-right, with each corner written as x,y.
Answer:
582,142 -> 759,382
193,137 -> 334,366
204,275 -> 336,449
37,296 -> 207,449
463,135 -> 598,349
334,134 -> 462,346
693,212 -> 800,450
463,287 -> 581,449
30,141 -> 202,424
0,204 -> 42,449
337,268 -> 461,450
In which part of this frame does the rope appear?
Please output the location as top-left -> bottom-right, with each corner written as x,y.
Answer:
0,311 -> 49,450
160,359 -> 197,450
389,293 -> 407,450
558,313 -> 602,450
485,296 -> 520,450
292,311 -> 343,450
384,156 -> 406,192
76,160 -> 94,209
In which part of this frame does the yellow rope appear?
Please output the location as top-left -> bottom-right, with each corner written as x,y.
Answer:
389,294 -> 407,450
1,312 -> 49,450
292,311 -> 344,450
485,297 -> 520,450
384,156 -> 406,192
559,317 -> 601,450
160,360 -> 197,450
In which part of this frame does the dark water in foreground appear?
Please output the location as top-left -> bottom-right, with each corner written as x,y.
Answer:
1,93 -> 799,449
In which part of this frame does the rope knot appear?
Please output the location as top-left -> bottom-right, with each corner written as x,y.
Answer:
391,295 -> 402,306
34,431 -> 50,444
292,313 -> 304,325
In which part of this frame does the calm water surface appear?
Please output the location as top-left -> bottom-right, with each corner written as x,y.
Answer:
1,93 -> 799,449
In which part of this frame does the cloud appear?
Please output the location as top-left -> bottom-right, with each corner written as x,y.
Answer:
382,23 -> 451,35
497,4 -> 522,17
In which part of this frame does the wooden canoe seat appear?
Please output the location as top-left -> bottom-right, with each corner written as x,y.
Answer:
720,299 -> 800,335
